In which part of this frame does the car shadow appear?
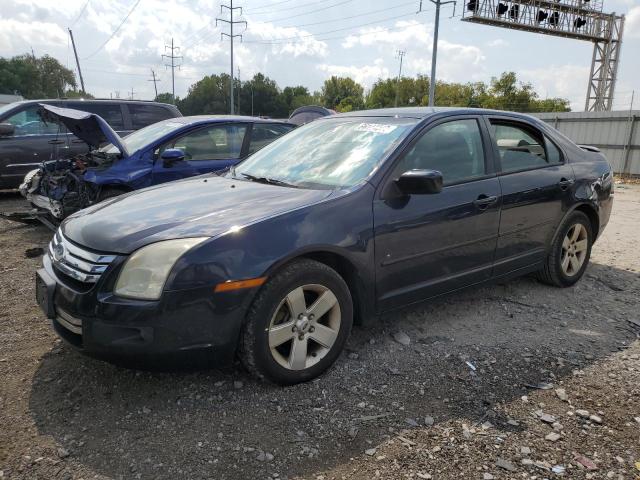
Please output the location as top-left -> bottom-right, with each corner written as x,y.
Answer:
28,262 -> 639,480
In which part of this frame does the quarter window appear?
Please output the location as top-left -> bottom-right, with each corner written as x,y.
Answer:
395,119 -> 486,185
163,124 -> 247,161
491,122 -> 560,172
248,123 -> 294,154
129,104 -> 173,129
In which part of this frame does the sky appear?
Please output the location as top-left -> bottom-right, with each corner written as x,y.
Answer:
1,0 -> 639,111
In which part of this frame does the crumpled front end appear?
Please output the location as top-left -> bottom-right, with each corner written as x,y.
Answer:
19,158 -> 100,220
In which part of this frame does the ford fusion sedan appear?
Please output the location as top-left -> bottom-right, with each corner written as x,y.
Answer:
36,107 -> 613,384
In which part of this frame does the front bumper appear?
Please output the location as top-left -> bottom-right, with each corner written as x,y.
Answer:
37,254 -> 248,367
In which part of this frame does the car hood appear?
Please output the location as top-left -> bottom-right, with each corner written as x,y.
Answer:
61,176 -> 336,254
39,104 -> 129,157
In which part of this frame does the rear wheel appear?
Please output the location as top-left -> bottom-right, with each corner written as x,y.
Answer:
536,211 -> 593,287
239,259 -> 353,385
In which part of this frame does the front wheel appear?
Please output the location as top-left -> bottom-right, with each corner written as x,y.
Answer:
537,211 -> 593,287
239,259 -> 353,385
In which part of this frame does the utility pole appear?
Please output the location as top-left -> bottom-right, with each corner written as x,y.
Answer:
162,38 -> 182,104
394,50 -> 406,108
68,28 -> 86,94
148,69 -> 159,99
129,87 -> 136,100
217,1 -> 246,115
237,67 -> 241,115
419,0 -> 456,106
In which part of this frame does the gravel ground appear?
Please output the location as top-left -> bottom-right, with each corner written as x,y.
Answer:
0,185 -> 639,480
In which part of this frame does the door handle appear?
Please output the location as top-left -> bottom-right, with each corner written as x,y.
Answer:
558,178 -> 574,191
473,194 -> 498,210
48,139 -> 65,145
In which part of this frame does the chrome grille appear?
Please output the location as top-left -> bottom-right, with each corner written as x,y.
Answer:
49,230 -> 116,283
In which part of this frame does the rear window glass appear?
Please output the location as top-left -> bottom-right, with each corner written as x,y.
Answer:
129,104 -> 173,129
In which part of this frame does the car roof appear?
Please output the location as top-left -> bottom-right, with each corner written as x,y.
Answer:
14,99 -> 177,108
335,106 -> 536,120
171,115 -> 293,125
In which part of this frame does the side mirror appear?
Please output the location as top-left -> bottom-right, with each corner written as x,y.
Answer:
0,123 -> 15,137
395,169 -> 443,195
161,148 -> 185,167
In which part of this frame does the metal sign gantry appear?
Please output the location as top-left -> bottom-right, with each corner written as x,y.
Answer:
461,0 -> 625,111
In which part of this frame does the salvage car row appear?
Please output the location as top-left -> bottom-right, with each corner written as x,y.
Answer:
22,105 -> 614,384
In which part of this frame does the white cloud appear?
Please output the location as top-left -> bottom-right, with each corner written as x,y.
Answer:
519,64 -> 590,110
342,20 -> 431,49
486,38 -> 509,47
316,59 -> 390,88
245,21 -> 329,58
627,6 -> 640,37
0,18 -> 67,56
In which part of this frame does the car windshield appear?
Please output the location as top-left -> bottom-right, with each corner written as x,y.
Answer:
100,119 -> 186,155
234,117 -> 418,189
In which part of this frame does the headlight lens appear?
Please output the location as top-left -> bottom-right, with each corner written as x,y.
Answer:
114,237 -> 208,300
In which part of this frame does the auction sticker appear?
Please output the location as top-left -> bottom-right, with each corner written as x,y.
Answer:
355,123 -> 397,134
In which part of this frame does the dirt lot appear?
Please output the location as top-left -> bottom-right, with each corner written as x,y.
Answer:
0,185 -> 639,480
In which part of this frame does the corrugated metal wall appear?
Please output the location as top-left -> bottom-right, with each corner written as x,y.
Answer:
531,110 -> 640,175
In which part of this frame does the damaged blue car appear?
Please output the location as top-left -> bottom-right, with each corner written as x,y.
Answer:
20,104 -> 294,222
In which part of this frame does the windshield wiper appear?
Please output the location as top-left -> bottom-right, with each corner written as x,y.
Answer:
240,172 -> 299,188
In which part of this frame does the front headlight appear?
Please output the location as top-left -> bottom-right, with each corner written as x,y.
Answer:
114,237 -> 208,300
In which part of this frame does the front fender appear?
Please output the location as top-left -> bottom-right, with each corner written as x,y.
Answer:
83,151 -> 154,190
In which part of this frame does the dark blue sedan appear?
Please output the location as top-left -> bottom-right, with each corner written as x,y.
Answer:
36,107 -> 614,384
20,105 -> 294,221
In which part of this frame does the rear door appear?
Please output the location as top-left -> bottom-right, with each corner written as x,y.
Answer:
65,101 -> 127,154
127,103 -> 178,133
151,123 -> 249,184
485,116 -> 575,275
373,115 -> 501,311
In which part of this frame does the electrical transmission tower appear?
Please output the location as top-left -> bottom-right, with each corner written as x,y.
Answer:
162,38 -> 182,104
148,69 -> 159,98
461,0 -> 625,111
217,1 -> 247,115
395,50 -> 406,108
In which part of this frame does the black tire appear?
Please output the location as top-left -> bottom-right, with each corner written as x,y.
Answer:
97,188 -> 127,202
536,211 -> 593,287
239,259 -> 353,385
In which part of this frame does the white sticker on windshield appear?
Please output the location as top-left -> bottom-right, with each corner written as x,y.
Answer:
355,123 -> 398,134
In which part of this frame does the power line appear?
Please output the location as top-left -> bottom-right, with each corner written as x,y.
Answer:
217,0 -> 246,115
162,38 -> 183,104
70,0 -> 90,28
82,0 -> 143,60
243,9 -> 430,44
246,0 -> 343,15
249,0 -> 354,24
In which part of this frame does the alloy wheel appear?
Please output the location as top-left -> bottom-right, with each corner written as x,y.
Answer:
267,284 -> 341,370
561,223 -> 588,276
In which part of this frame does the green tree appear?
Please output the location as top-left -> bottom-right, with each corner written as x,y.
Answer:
178,74 -> 231,115
280,85 -> 313,115
239,73 -> 287,117
64,89 -> 94,99
367,76 -> 429,108
0,54 -> 77,98
321,76 -> 364,110
154,92 -> 175,104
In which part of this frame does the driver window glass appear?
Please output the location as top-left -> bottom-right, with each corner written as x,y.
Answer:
491,122 -> 554,173
162,124 -> 247,161
395,119 -> 486,185
5,106 -> 63,136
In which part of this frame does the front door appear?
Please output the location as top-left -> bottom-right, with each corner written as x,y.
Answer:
151,123 -> 249,185
485,117 -> 576,276
373,116 -> 501,311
